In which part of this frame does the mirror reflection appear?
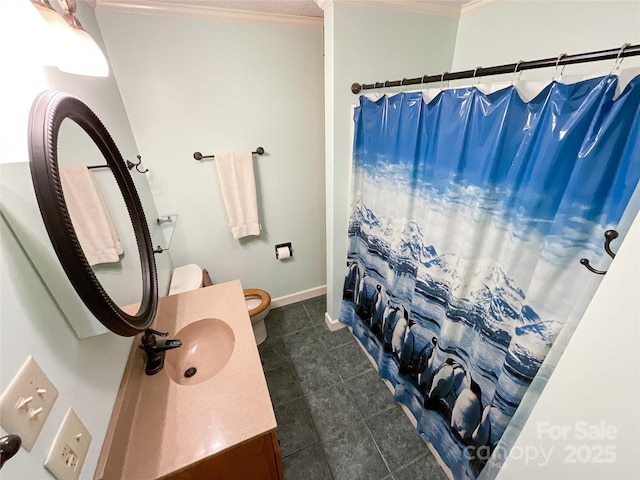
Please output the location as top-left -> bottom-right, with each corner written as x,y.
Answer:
27,90 -> 158,336
57,118 -> 143,308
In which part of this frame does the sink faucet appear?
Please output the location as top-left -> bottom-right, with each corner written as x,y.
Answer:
139,328 -> 182,375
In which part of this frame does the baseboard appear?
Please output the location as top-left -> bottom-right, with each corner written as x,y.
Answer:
324,312 -> 347,331
270,285 -> 327,308
271,286 -> 347,332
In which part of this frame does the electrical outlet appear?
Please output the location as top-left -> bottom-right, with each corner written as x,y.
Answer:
44,409 -> 91,480
0,356 -> 59,451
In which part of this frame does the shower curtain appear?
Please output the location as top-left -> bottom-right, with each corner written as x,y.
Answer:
339,74 -> 640,479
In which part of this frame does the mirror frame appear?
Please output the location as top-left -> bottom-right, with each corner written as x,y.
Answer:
28,90 -> 158,336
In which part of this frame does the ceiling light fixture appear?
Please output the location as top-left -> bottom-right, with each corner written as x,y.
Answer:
30,0 -> 73,67
30,0 -> 109,77
4,0 -> 48,66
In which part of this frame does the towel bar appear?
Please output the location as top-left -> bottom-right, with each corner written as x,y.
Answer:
88,155 -> 148,173
193,147 -> 265,161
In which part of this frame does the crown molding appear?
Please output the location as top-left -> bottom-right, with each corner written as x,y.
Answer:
95,0 -> 323,28
460,0 -> 504,16
316,0 -> 462,17
319,0 -> 503,17
95,0 -> 502,26
315,0 -> 333,10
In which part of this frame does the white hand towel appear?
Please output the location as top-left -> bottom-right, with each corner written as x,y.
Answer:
215,151 -> 261,239
59,165 -> 124,265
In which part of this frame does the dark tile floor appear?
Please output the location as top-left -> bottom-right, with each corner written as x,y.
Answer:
258,296 -> 448,480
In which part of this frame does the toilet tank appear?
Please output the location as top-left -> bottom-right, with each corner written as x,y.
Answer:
168,264 -> 204,295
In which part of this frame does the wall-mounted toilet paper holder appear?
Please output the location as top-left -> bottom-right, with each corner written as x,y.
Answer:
275,242 -> 293,259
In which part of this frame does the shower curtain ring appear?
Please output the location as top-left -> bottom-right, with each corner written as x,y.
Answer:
554,53 -> 566,81
610,43 -> 631,75
473,66 -> 481,85
440,72 -> 448,91
511,60 -> 523,86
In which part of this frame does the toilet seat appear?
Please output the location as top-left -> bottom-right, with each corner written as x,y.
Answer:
243,288 -> 271,317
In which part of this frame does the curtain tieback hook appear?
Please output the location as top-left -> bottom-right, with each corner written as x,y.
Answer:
580,230 -> 619,275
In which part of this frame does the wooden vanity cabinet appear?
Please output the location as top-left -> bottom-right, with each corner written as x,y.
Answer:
95,283 -> 282,480
165,430 -> 283,480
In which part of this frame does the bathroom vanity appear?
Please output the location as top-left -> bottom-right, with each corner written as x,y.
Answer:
95,280 -> 282,479
22,91 -> 281,479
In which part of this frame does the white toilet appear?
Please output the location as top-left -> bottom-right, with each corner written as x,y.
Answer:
168,264 -> 271,345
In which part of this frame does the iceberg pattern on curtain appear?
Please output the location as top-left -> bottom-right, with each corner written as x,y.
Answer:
340,75 -> 640,479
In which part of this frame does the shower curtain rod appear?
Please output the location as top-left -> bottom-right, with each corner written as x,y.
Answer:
351,44 -> 640,94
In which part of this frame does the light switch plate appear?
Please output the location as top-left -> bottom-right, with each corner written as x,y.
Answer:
44,409 -> 92,480
0,356 -> 59,451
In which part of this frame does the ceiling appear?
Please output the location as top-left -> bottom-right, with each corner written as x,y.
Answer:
94,0 -> 477,20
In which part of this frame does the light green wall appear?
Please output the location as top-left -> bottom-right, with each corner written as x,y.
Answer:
0,218 -> 133,479
95,10 -> 326,300
324,2 -> 459,320
0,2 -> 163,478
453,0 -> 640,76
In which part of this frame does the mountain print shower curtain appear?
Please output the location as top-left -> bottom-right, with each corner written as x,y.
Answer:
340,74 -> 640,479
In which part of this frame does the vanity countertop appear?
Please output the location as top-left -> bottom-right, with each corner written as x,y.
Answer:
94,280 -> 276,480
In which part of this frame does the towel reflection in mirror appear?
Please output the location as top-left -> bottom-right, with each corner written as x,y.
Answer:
59,165 -> 123,265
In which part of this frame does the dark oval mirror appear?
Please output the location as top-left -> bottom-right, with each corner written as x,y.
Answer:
28,90 -> 157,336
57,118 -> 144,309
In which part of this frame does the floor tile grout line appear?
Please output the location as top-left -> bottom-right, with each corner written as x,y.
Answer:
301,301 -> 312,318
352,400 -> 397,423
263,307 -> 340,475
320,442 -> 339,480
304,378 -> 363,437
314,436 -> 337,480
272,377 -> 320,460
362,415 -> 394,478
276,337 -> 328,445
275,312 -> 354,355
269,353 -> 305,409
289,351 -> 343,398
272,391 -> 306,410
371,399 -> 437,474
395,451 -> 433,473
291,325 -> 354,384
290,390 -> 334,472
280,439 -> 323,461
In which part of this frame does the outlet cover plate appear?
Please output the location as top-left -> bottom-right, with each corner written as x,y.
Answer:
0,356 -> 59,451
44,409 -> 92,480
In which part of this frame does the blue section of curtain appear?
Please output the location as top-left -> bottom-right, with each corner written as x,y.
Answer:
340,75 -> 640,479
